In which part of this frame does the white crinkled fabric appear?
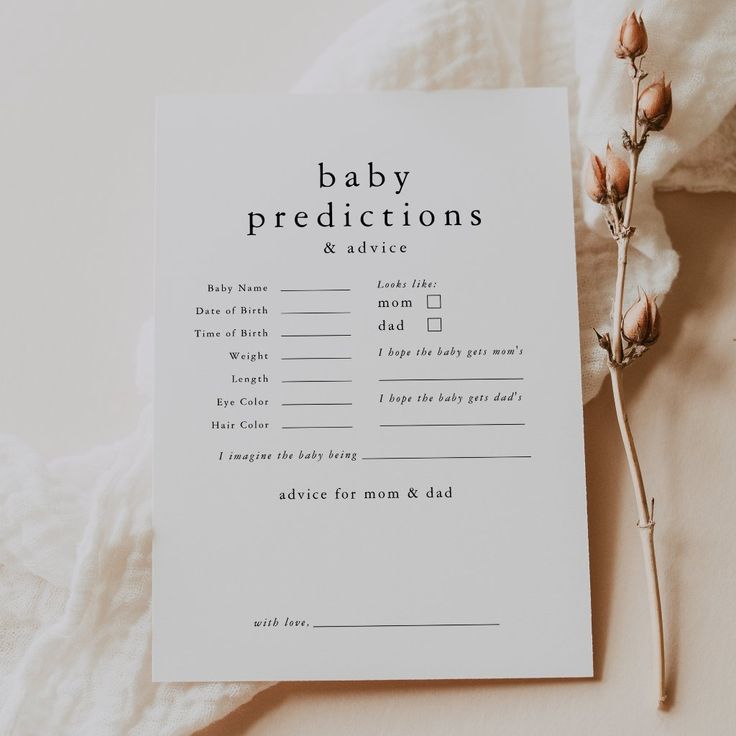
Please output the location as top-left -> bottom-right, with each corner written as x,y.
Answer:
1,1 -> 735,734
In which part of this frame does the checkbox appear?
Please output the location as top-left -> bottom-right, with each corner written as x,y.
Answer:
427,294 -> 442,309
427,317 -> 443,332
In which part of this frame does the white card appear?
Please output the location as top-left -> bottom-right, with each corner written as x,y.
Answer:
153,90 -> 592,681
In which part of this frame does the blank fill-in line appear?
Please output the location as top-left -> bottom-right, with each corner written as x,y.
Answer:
280,288 -> 351,292
379,377 -> 523,382
281,334 -> 352,338
282,402 -> 353,406
313,623 -> 500,629
281,311 -> 352,315
281,357 -> 352,361
282,379 -> 352,383
361,455 -> 532,460
379,422 -> 525,427
282,426 -> 353,430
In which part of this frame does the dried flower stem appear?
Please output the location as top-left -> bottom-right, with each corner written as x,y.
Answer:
608,58 -> 667,707
591,12 -> 673,705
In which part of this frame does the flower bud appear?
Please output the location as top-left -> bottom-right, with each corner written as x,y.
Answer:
605,143 -> 630,201
622,290 -> 660,345
584,151 -> 607,203
594,329 -> 612,360
616,12 -> 648,59
638,75 -> 673,131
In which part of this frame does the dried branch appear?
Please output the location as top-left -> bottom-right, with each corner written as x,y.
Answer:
585,10 -> 673,707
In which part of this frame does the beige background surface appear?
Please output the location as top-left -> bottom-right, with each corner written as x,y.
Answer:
2,2 -> 735,734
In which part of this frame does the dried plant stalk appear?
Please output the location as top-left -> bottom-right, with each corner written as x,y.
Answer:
588,12 -> 673,707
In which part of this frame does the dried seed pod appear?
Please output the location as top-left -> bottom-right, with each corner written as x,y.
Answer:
616,12 -> 648,59
622,289 -> 660,345
638,75 -> 673,131
584,151 -> 608,203
605,143 -> 630,202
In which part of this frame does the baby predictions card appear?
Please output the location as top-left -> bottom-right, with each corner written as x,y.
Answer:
153,90 -> 592,681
